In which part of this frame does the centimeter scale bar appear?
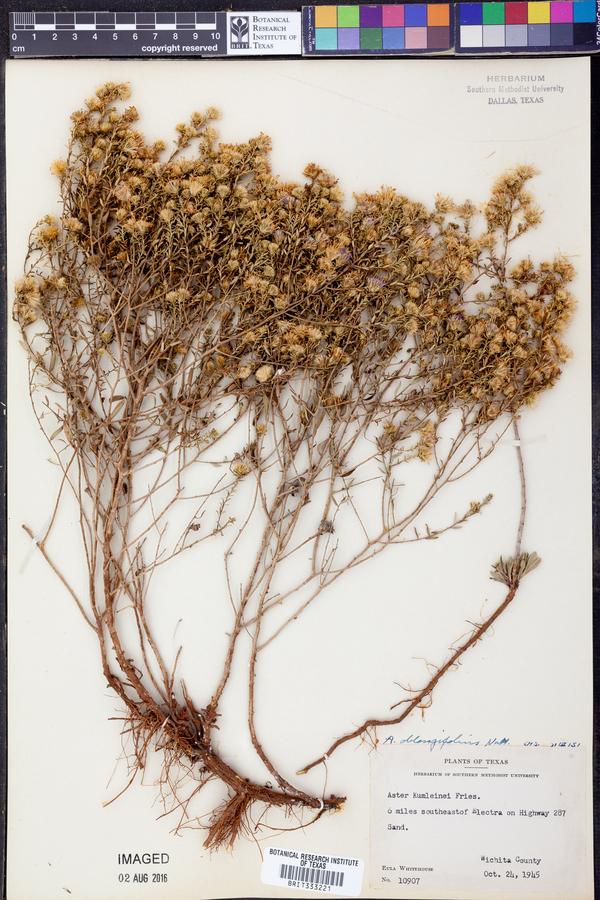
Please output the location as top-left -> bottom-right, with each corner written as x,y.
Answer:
12,11 -> 221,29
10,11 -> 229,56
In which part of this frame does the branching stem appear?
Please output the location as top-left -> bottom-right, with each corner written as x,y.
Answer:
299,415 -> 531,776
14,83 -> 574,850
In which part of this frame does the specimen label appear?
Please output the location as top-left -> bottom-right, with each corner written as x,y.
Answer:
225,11 -> 301,54
261,847 -> 364,896
370,745 -> 587,892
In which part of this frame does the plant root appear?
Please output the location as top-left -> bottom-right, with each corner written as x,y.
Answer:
116,697 -> 345,851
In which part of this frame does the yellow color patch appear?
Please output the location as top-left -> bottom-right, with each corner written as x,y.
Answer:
528,2 -> 550,23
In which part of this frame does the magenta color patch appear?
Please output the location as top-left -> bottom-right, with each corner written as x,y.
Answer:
382,4 -> 405,25
551,1 -> 573,21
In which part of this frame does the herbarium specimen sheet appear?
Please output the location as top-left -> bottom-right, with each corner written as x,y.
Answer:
7,57 -> 592,900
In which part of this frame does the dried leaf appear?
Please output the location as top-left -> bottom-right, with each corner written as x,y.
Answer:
107,399 -> 125,422
490,551 -> 542,585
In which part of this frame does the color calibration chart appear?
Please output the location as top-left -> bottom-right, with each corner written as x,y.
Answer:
302,1 -> 600,54
304,4 -> 452,51
458,0 -> 597,50
303,4 -> 453,51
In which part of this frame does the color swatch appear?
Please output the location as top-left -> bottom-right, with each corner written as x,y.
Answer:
302,2 -> 599,54
457,1 -> 597,49
305,4 -> 453,53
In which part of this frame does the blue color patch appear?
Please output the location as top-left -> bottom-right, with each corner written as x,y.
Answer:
382,25 -> 406,46
460,3 -> 483,24
573,0 -> 595,21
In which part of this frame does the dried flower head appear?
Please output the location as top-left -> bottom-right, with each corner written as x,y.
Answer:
14,83 -> 575,857
255,364 -> 274,383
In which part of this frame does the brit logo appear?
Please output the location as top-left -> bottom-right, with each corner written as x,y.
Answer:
230,16 -> 250,48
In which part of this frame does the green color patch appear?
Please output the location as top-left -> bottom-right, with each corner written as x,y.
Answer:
483,2 -> 506,23
360,26 -> 383,48
337,5 -> 360,27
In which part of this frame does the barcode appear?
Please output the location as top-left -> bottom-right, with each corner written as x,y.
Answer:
279,864 -> 345,887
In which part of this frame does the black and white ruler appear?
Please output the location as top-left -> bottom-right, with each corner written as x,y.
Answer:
9,10 -> 302,57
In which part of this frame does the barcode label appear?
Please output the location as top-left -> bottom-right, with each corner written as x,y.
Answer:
279,863 -> 345,887
262,846 -> 364,896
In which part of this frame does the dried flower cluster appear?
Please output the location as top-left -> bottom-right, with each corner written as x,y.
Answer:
15,82 -> 574,850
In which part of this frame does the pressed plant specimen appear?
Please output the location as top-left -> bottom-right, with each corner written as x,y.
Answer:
14,82 -> 575,851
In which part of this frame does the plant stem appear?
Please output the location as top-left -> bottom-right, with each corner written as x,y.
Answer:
299,414 -> 530,776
